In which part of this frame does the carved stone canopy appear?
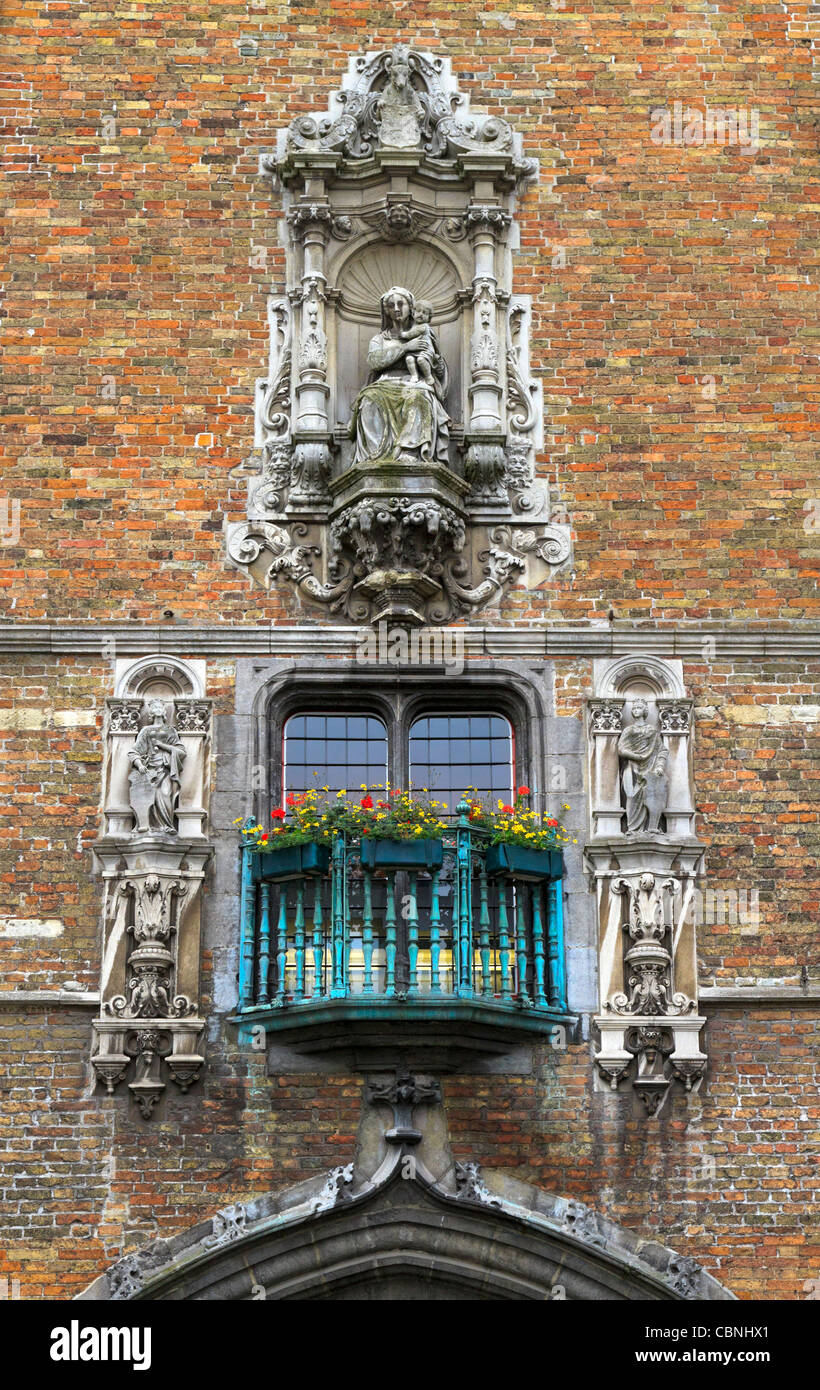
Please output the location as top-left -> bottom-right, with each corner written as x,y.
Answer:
272,45 -> 537,186
226,46 -> 572,626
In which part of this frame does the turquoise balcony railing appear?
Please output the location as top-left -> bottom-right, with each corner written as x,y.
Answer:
232,812 -> 571,1059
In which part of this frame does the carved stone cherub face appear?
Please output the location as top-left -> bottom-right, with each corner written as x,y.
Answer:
414,299 -> 433,325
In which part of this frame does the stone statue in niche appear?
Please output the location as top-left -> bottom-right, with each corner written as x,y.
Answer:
350,286 -> 450,469
617,698 -> 669,834
376,44 -> 424,149
127,699 -> 186,835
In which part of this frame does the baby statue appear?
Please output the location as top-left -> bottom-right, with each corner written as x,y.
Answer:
400,299 -> 438,386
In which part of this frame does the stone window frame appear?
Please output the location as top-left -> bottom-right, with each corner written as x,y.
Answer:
260,673 -> 535,824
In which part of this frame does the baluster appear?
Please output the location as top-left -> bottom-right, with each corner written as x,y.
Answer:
275,883 -> 288,1004
238,847 -> 257,1009
449,860 -> 459,996
455,800 -> 473,996
531,883 -> 547,1008
407,870 -> 419,995
384,871 -> 397,997
362,869 -> 374,993
293,878 -> 305,1003
478,863 -> 491,995
497,877 -> 513,1001
257,882 -> 271,1005
311,876 -> 324,1000
547,875 -> 567,1010
330,832 -> 346,998
515,884 -> 531,1005
429,869 -> 441,993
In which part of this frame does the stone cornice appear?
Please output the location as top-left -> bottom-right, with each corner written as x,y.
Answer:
0,623 -> 819,661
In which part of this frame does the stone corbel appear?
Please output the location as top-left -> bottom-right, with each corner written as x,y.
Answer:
587,847 -> 707,1111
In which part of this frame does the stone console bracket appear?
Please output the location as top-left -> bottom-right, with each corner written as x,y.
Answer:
226,44 -> 572,625
90,657 -> 214,1118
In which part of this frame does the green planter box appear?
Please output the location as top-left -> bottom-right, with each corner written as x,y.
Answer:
251,842 -> 330,882
483,843 -> 563,881
360,838 -> 444,872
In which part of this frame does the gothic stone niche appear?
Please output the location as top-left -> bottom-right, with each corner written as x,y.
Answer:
91,658 -> 213,1118
584,658 -> 706,1111
226,44 -> 572,625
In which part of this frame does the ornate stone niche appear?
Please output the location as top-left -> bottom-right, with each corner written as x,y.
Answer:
91,657 -> 213,1118
584,658 -> 707,1111
227,44 -> 572,625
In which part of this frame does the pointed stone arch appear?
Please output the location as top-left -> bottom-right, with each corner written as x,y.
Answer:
77,1158 -> 735,1302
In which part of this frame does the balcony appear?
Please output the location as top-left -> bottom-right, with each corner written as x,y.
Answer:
231,816 -> 572,1067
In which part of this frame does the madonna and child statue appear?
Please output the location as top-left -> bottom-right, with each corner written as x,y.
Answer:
349,286 -> 451,469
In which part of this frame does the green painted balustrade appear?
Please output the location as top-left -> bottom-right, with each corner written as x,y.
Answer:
235,812 -> 569,1041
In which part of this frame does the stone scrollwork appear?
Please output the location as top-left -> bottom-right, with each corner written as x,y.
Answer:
108,699 -> 142,734
258,298 -> 292,446
276,45 -> 533,178
588,699 -> 625,735
658,698 -> 693,734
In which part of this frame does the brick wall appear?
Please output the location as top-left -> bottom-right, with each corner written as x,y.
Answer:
2,2 -> 818,623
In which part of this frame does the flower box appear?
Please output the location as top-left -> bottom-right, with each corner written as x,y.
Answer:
251,842 -> 330,882
483,843 -> 563,882
360,838 -> 444,872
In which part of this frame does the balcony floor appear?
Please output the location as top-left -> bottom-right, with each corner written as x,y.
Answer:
230,995 -> 577,1069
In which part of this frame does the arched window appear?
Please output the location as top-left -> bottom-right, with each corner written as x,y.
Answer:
279,709 -> 514,813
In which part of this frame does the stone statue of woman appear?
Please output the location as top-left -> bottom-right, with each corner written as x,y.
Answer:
128,698 -> 186,835
349,286 -> 451,469
617,699 -> 669,834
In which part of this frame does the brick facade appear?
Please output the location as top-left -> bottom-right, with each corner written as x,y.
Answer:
0,2 -> 817,1302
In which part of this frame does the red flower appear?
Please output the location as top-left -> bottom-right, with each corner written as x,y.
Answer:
261,834 -> 269,842
271,808 -> 285,820
377,800 -> 388,808
517,785 -> 530,796
501,804 -> 514,814
360,795 -> 374,809
546,817 -> 558,827
285,793 -> 296,807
